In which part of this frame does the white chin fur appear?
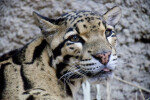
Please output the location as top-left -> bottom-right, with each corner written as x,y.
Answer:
88,72 -> 114,84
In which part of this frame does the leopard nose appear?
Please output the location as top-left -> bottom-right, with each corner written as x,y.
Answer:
93,52 -> 111,65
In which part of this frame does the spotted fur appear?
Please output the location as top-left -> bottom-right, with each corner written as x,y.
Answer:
0,7 -> 121,100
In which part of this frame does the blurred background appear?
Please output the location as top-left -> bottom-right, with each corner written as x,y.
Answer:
0,0 -> 150,100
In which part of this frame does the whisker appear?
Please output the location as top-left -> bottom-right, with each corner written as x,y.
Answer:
66,69 -> 81,82
59,66 -> 77,80
59,72 -> 72,80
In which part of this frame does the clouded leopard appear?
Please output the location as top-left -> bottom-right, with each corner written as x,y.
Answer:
0,7 -> 121,100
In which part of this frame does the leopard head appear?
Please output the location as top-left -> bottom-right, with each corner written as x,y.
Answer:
33,7 -> 121,85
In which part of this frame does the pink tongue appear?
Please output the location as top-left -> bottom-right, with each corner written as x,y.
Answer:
103,68 -> 110,72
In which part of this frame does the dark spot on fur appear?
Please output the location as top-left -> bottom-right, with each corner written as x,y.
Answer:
26,95 -> 35,100
0,49 -> 18,62
41,67 -> 44,71
20,65 -> 32,90
26,40 -> 47,64
69,18 -> 72,21
56,63 -> 68,79
52,40 -> 66,59
7,46 -> 27,65
102,21 -> 107,29
66,28 -> 74,33
81,59 -> 91,61
75,56 -> 79,59
79,69 -> 91,76
33,92 -> 41,95
73,23 -> 77,27
71,16 -> 78,24
23,91 -> 30,94
77,19 -> 84,23
91,17 -> 94,20
88,50 -> 92,53
56,18 -> 65,25
66,83 -> 72,96
64,55 -> 73,62
49,78 -> 52,81
67,43 -> 74,46
78,15 -> 82,18
49,56 -> 53,67
14,68 -> 17,72
75,26 -> 80,34
69,47 -> 74,50
85,17 -> 90,22
83,24 -> 87,28
98,22 -> 101,26
12,54 -> 22,65
93,25 -> 96,28
64,21 -> 67,25
70,81 -> 75,85
0,63 -> 11,99
22,40 -> 47,64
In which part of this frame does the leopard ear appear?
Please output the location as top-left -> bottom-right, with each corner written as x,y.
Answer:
33,11 -> 64,37
103,6 -> 121,26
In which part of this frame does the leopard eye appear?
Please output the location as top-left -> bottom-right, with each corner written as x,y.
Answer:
69,35 -> 80,42
105,29 -> 113,37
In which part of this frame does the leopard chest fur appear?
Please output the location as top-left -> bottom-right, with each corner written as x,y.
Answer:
0,37 -> 72,100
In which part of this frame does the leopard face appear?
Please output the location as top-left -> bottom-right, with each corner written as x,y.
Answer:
34,7 -> 121,84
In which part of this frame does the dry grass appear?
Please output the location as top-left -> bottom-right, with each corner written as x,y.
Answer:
83,75 -> 150,100
113,76 -> 150,100
106,82 -> 110,100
